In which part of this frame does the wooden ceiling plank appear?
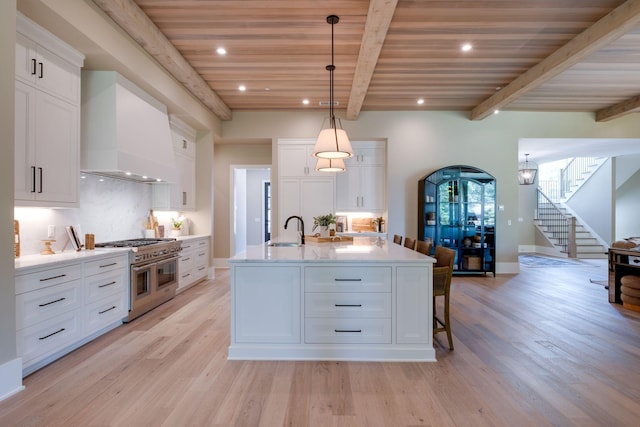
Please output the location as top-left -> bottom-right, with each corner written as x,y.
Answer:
470,0 -> 640,121
596,94 -> 640,122
93,0 -> 232,120
346,0 -> 398,120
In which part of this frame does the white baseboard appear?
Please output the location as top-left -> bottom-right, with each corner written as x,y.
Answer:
0,358 -> 24,402
496,261 -> 520,274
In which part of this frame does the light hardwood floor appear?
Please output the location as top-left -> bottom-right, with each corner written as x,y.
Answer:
2,260 -> 640,426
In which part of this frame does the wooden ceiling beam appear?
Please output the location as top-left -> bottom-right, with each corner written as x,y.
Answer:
470,0 -> 640,121
596,95 -> 640,122
346,0 -> 398,121
92,0 -> 232,121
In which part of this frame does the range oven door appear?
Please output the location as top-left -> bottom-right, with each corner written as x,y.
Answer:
156,256 -> 179,294
131,262 -> 155,304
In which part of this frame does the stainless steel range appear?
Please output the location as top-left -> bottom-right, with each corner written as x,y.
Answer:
95,238 -> 182,322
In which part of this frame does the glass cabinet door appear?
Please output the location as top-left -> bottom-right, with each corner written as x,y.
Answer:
419,165 -> 496,276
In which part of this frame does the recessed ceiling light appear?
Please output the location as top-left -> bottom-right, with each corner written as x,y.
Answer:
238,85 -> 246,92
216,47 -> 226,55
125,172 -> 132,176
302,99 -> 310,105
264,87 -> 270,91
461,43 -> 472,52
142,176 -> 148,179
493,109 -> 500,115
417,99 -> 425,105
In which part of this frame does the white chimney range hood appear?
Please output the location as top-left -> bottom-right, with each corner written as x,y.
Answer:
81,71 -> 178,183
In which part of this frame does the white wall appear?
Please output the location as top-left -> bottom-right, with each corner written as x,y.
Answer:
566,159 -> 613,245
616,167 -> 640,240
222,110 -> 640,272
1,0 -> 20,397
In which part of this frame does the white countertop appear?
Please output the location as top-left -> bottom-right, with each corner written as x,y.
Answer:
15,248 -> 131,272
231,236 -> 435,263
175,234 -> 210,241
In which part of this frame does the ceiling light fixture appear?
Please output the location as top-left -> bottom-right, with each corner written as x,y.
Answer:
417,99 -> 425,105
313,15 -> 353,161
461,43 -> 472,52
238,85 -> 246,91
518,153 -> 538,185
216,47 -> 226,55
315,157 -> 346,173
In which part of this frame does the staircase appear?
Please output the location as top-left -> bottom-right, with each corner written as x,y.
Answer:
535,197 -> 607,259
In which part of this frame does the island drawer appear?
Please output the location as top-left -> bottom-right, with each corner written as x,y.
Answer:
305,318 -> 391,344
304,266 -> 391,292
305,293 -> 391,318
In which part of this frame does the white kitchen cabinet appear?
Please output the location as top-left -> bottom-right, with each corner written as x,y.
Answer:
395,266 -> 431,344
14,81 -> 79,206
14,13 -> 83,208
278,177 -> 335,242
336,141 -> 386,212
82,255 -> 128,336
177,236 -> 209,291
15,18 -> 82,104
15,263 -> 84,372
152,117 -> 197,211
278,143 -> 325,177
15,253 -> 128,376
233,266 -> 301,344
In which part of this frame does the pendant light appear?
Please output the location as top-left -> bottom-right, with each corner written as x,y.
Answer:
313,15 -> 353,161
315,157 -> 346,173
518,153 -> 538,185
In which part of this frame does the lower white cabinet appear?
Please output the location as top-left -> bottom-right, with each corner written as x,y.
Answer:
178,236 -> 209,291
233,265 -> 301,344
229,259 -> 434,361
15,252 -> 128,376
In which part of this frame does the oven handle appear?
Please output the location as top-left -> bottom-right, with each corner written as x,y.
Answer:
131,254 -> 180,270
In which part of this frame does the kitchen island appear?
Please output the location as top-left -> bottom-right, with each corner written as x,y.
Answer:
228,237 -> 436,362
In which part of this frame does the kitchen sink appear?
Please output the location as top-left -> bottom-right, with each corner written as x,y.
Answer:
268,242 -> 302,247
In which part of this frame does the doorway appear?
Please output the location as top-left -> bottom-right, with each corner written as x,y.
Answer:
230,165 -> 271,256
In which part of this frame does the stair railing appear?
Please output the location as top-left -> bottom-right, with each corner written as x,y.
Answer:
536,188 -> 577,258
560,157 -> 598,200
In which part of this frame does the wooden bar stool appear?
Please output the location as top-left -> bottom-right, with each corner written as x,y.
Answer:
393,234 -> 403,245
433,246 -> 456,350
403,237 -> 417,250
416,240 -> 432,256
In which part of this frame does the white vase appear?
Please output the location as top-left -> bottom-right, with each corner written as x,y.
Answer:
170,229 -> 182,238
317,225 -> 329,238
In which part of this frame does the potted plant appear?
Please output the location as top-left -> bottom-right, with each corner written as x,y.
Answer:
312,213 -> 336,237
170,218 -> 183,237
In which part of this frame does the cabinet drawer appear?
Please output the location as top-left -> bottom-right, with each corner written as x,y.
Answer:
85,270 -> 127,303
180,251 -> 195,271
84,255 -> 128,277
16,279 -> 82,330
84,293 -> 127,335
305,267 -> 391,292
17,309 -> 82,365
305,318 -> 391,344
305,293 -> 391,318
16,263 -> 82,294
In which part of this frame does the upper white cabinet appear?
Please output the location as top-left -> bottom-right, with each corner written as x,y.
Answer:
152,116 -> 197,211
336,141 -> 386,212
277,139 -> 335,241
14,13 -> 84,208
278,143 -> 325,177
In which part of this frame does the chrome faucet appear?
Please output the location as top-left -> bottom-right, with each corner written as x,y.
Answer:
284,215 -> 305,245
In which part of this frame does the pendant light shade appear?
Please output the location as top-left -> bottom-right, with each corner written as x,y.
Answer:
518,153 -> 538,185
313,15 -> 353,162
315,127 -> 353,159
315,157 -> 346,172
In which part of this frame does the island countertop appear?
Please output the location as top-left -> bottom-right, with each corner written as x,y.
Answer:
230,236 -> 435,264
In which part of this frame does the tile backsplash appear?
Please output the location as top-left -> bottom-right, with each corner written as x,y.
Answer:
15,174 -> 154,256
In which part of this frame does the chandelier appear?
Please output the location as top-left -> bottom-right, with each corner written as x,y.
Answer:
518,154 -> 538,185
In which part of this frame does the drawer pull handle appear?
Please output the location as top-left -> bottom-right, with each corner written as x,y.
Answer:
40,274 -> 66,282
182,273 -> 191,278
334,278 -> 362,282
335,329 -> 362,333
98,281 -> 117,288
39,297 -> 66,307
183,257 -> 191,262
39,328 -> 65,340
198,267 -> 206,271
31,58 -> 37,75
99,306 -> 117,315
99,262 -> 117,268
335,304 -> 362,307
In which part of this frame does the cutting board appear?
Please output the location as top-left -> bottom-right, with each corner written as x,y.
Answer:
351,218 -> 375,232
305,235 -> 354,243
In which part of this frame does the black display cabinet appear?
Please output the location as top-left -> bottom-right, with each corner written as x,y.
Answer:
419,165 -> 496,276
